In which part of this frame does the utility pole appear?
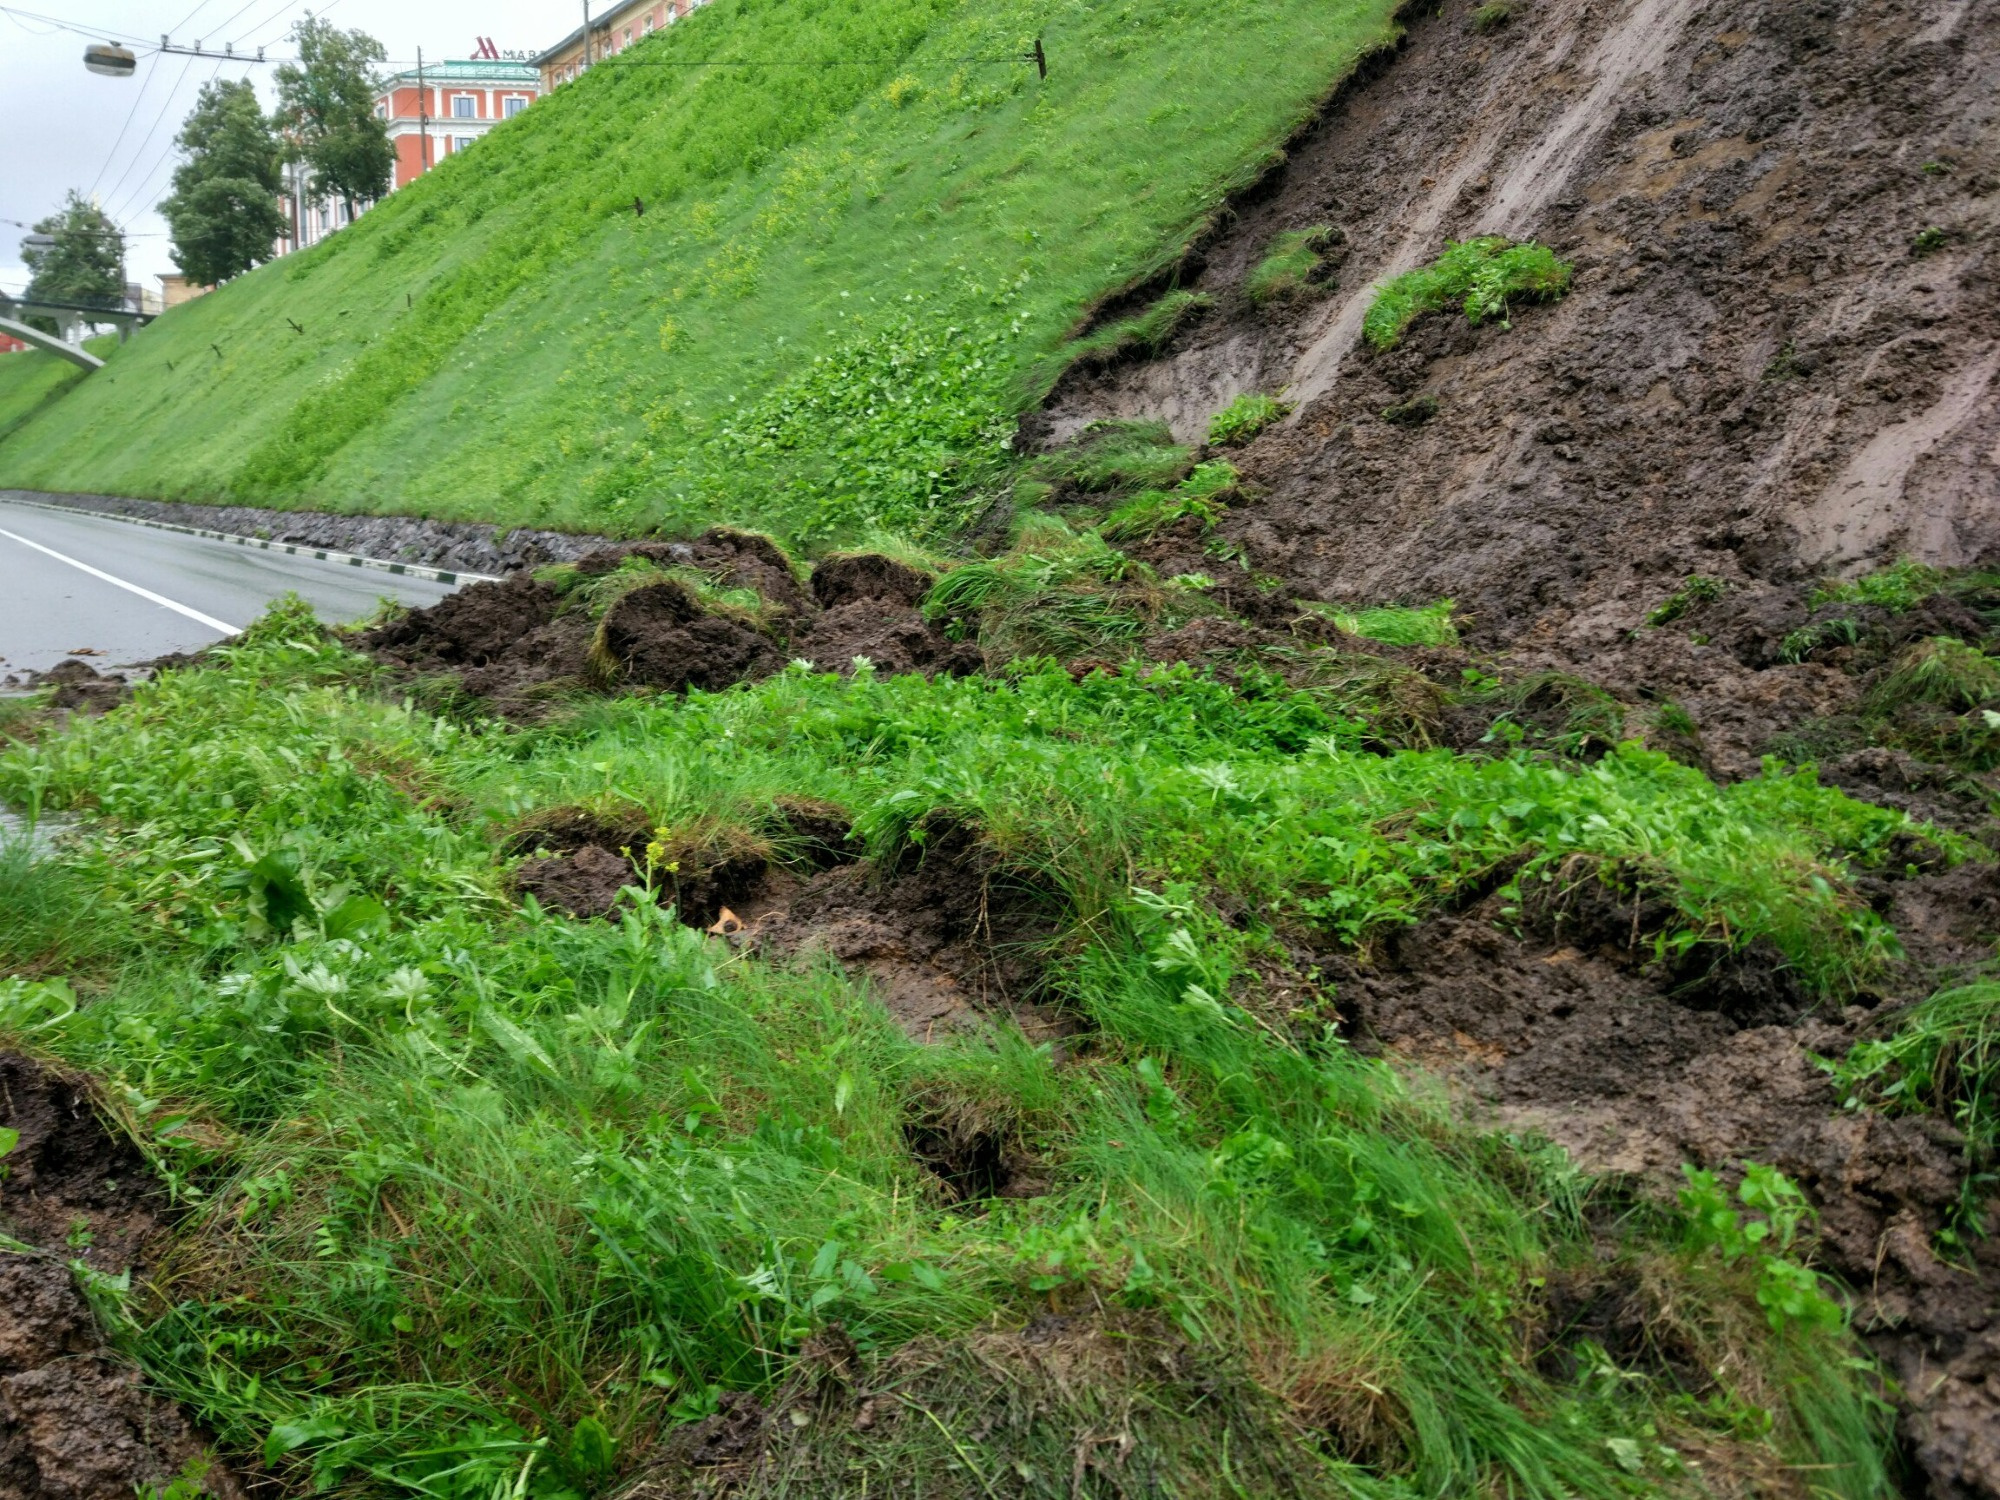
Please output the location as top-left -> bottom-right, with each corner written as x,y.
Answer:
582,0 -> 592,69
417,47 -> 430,175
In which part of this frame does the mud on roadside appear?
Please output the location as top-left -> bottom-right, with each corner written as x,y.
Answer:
0,1052 -> 243,1500
358,529 -> 981,715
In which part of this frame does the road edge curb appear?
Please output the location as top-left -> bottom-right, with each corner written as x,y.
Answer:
0,496 -> 500,587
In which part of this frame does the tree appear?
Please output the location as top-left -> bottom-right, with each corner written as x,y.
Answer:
21,192 -> 124,311
161,78 -> 287,286
273,16 -> 394,222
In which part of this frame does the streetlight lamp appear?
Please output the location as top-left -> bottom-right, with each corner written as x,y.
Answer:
84,43 -> 137,77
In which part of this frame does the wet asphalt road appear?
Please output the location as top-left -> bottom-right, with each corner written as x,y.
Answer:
0,497 -> 463,678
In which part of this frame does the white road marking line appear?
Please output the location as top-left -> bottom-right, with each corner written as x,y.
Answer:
0,526 -> 241,636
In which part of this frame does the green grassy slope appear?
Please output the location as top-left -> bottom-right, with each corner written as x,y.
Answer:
0,0 -> 1398,543
0,344 -> 102,446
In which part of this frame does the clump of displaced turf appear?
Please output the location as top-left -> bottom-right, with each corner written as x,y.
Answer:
1207,391 -> 1290,447
1061,289 -> 1213,372
1363,236 -> 1573,349
1244,224 -> 1338,306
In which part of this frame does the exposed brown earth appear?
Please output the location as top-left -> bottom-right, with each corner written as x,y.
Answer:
1042,0 -> 1998,627
1,661 -> 131,716
360,531 -> 979,713
506,806 -> 1070,1048
0,1053 -> 241,1500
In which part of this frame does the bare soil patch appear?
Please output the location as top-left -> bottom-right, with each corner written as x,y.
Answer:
743,821 -> 1072,1047
1,661 -> 132,717
1327,871 -> 2000,1499
0,1053 -> 242,1500
360,535 -> 979,712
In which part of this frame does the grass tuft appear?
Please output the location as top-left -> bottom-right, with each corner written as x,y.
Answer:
1869,637 -> 2000,713
1206,392 -> 1290,447
1243,225 -> 1336,306
1646,574 -> 1728,627
1039,420 -> 1194,494
1363,237 -> 1572,350
1809,557 -> 1954,613
1306,598 -> 1460,647
1064,290 -> 1213,372
1100,461 -> 1239,543
1838,980 -> 2000,1150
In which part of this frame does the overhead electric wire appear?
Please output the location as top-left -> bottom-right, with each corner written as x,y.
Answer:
96,48 -> 198,218
110,57 -> 236,226
256,0 -> 340,48
0,5 -> 156,45
89,51 -> 163,198
228,0 -> 307,47
167,0 -> 221,33
190,0 -> 269,46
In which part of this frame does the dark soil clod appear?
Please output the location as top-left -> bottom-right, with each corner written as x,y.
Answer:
361,546 -> 979,708
747,821 -> 1072,1045
0,1054 -> 242,1499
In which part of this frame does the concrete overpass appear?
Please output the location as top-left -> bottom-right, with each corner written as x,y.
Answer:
0,315 -> 103,370
0,292 -> 156,371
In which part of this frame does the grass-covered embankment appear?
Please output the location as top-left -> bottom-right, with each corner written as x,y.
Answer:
0,0 -> 1399,542
0,599 -> 1920,1496
0,345 -> 98,445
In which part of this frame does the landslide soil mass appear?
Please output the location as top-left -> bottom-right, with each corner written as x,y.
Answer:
72,0 -> 2000,1491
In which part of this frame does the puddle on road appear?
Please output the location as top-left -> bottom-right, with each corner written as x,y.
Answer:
0,807 -> 73,858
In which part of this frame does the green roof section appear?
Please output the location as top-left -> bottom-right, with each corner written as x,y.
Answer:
384,60 -> 539,83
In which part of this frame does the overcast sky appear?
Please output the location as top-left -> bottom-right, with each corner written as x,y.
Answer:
1,0 -> 575,294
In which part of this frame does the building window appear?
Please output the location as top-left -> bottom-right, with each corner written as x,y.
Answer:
374,101 -> 387,117
644,13 -> 655,31
504,94 -> 527,117
456,136 -> 474,153
624,27 -> 634,44
451,93 -> 476,118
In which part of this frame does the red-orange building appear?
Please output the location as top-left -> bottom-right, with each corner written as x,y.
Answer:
375,58 -> 542,191
535,0 -> 713,90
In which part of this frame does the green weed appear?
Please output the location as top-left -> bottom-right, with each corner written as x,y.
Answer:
1363,237 -> 1572,350
1063,290 -> 1212,372
1471,1 -> 1514,31
1838,980 -> 2000,1150
1206,392 -> 1290,447
1646,574 -> 1727,627
1243,225 -> 1335,306
1913,226 -> 1950,254
1810,558 -> 1953,612
1679,1165 -> 1846,1333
